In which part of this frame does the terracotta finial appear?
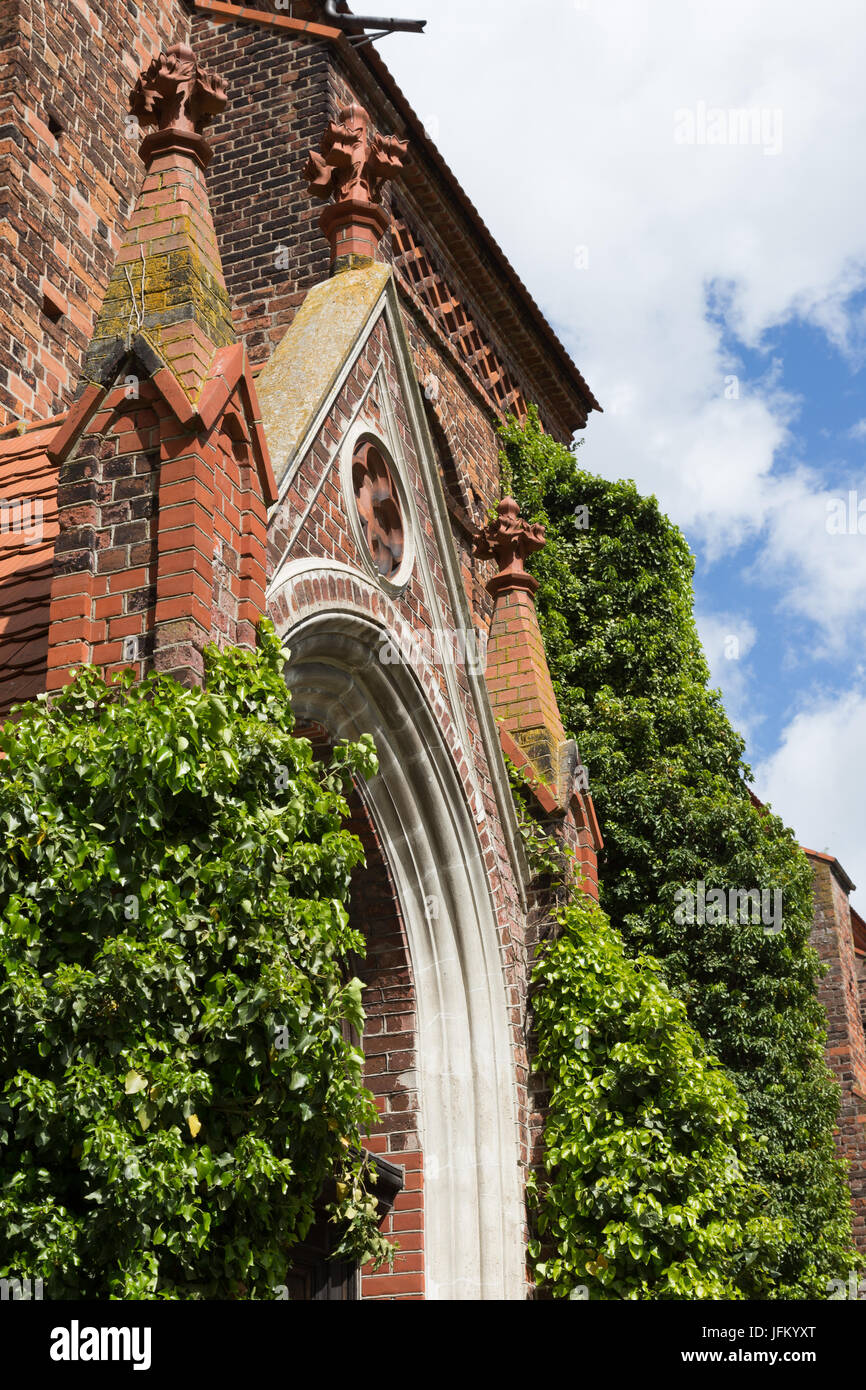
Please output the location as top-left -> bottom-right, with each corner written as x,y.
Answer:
475,496 -> 546,597
304,103 -> 408,268
130,43 -> 227,170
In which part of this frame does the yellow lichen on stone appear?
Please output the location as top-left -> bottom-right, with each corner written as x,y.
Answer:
256,263 -> 392,487
83,243 -> 235,395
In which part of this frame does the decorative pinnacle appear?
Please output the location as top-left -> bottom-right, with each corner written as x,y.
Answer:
475,496 -> 546,595
130,43 -> 226,167
304,103 -> 407,208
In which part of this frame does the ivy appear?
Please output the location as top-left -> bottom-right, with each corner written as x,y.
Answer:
505,756 -> 566,881
529,892 -> 789,1299
0,620 -> 392,1298
505,407 -> 855,1298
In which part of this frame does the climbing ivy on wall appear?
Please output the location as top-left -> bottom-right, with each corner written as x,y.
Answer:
0,621 -> 391,1298
528,887 -> 788,1299
505,407 -> 854,1298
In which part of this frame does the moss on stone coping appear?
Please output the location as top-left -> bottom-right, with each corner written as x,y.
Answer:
255,263 -> 392,488
82,247 -> 235,402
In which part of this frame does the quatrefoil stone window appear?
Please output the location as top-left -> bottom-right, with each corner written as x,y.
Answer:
351,440 -> 405,580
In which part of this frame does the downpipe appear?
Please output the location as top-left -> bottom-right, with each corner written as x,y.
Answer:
323,0 -> 426,36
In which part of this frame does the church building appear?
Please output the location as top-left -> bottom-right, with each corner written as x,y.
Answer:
0,0 -> 862,1297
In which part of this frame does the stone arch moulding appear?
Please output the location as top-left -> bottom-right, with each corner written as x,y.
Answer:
269,557 -> 525,1301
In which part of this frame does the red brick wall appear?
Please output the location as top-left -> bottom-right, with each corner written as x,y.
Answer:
407,327 -> 501,629
187,14 -> 572,619
47,383 -> 163,688
191,9 -> 332,368
0,0 -> 190,427
47,378 -> 269,689
0,417 -> 61,715
809,853 -> 866,1253
345,786 -> 425,1300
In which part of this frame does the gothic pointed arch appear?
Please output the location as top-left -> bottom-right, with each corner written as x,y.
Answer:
270,559 -> 526,1300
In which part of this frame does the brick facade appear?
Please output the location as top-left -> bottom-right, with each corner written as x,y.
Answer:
0,0 -> 190,428
42,45 -> 276,691
188,2 -> 599,643
807,850 -> 866,1254
4,0 -> 859,1302
347,787 -> 425,1300
190,6 -> 332,367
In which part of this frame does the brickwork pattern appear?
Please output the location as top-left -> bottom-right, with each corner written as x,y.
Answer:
191,9 -> 332,368
46,382 -> 162,688
81,144 -> 236,394
46,376 -> 269,690
0,415 -> 61,713
0,0 -> 190,427
486,585 -> 566,788
345,786 -> 425,1300
402,315 -> 502,629
809,853 -> 866,1253
391,207 -> 530,426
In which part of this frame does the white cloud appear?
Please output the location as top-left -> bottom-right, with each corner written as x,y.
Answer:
695,611 -> 760,743
385,0 -> 866,622
383,0 -> 866,905
755,687 -> 866,909
744,469 -> 866,654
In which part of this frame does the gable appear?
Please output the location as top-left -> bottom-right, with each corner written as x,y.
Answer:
259,266 -> 528,897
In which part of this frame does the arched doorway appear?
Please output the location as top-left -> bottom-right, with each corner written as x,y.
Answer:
272,566 -> 525,1300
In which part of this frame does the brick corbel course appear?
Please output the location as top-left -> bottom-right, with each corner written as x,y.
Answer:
194,0 -> 343,42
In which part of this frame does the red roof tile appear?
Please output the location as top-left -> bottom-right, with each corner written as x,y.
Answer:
802,846 -> 857,895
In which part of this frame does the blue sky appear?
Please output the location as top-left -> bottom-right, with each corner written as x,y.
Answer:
380,0 -> 866,906
695,306 -> 864,770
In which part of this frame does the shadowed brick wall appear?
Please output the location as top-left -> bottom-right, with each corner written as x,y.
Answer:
47,381 -> 163,687
346,783 -> 425,1300
808,850 -> 866,1254
46,377 -> 270,690
191,8 -> 332,367
0,0 -> 191,427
